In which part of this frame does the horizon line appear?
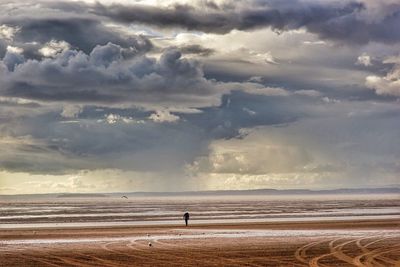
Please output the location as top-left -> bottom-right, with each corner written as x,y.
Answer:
1,186 -> 399,196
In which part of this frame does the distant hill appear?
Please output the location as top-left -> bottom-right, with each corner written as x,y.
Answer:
115,187 -> 400,197
1,187 -> 398,198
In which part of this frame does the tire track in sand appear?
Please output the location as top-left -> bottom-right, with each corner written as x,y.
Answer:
328,238 -> 359,265
126,239 -> 188,265
354,237 -> 396,266
308,237 -> 355,267
74,249 -> 129,267
16,253 -> 63,267
13,246 -> 88,267
154,236 -> 308,267
297,236 -> 400,267
154,238 -> 262,267
151,239 -> 222,267
100,240 -> 162,265
6,244 -> 101,267
48,255 -> 97,267
294,240 -> 326,264
363,245 -> 400,267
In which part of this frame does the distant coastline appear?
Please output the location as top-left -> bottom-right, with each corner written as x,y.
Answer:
1,187 -> 399,198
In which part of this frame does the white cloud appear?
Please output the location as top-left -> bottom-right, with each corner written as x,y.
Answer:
0,25 -> 20,40
0,96 -> 38,105
244,49 -> 278,65
248,76 -> 263,83
220,82 -> 322,98
39,40 -> 70,57
61,105 -> 82,118
200,172 -> 326,190
356,52 -> 372,66
366,56 -> 400,96
322,97 -> 340,103
245,86 -> 289,96
148,110 -> 180,123
303,40 -> 326,45
104,113 -> 137,124
294,90 -> 322,97
187,131 -> 312,176
366,75 -> 400,96
212,47 -> 279,65
6,45 -> 23,54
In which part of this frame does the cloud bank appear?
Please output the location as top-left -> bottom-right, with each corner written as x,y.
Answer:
0,0 -> 399,193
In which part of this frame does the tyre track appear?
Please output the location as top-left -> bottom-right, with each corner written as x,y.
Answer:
16,253 -> 63,267
308,238 -> 347,267
364,245 -> 400,267
74,250 -> 128,267
329,238 -> 359,265
101,239 -> 165,265
150,238 -> 226,267
10,246 -> 81,267
294,240 -> 326,264
126,239 -> 184,265
295,235 -> 400,267
157,238 -> 308,267
153,237 -> 278,267
354,237 -> 393,266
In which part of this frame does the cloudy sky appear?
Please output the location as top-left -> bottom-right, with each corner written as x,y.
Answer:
0,0 -> 399,194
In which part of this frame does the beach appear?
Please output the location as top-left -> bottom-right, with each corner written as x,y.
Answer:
1,194 -> 399,266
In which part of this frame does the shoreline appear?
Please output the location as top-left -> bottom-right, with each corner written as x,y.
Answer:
1,218 -> 399,240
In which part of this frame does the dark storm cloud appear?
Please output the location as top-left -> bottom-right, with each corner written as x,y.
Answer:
307,8 -> 400,45
89,1 -> 399,44
0,39 -> 6,58
185,91 -> 304,139
5,18 -> 151,55
0,44 -> 219,107
3,88 -> 398,177
0,107 -> 203,174
92,1 -> 362,33
0,91 -> 308,174
0,1 -> 152,60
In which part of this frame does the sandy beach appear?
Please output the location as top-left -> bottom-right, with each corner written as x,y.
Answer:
1,194 -> 399,266
1,219 -> 400,267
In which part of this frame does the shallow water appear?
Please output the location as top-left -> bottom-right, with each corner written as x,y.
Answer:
0,194 -> 399,229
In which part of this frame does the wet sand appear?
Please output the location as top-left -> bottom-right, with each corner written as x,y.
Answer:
1,195 -> 399,228
1,219 -> 399,267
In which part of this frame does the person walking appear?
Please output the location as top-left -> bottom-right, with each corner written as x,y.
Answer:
183,212 -> 190,226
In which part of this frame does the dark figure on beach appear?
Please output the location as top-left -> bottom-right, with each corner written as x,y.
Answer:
183,212 -> 190,226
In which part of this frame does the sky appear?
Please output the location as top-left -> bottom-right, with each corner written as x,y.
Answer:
0,0 -> 399,194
